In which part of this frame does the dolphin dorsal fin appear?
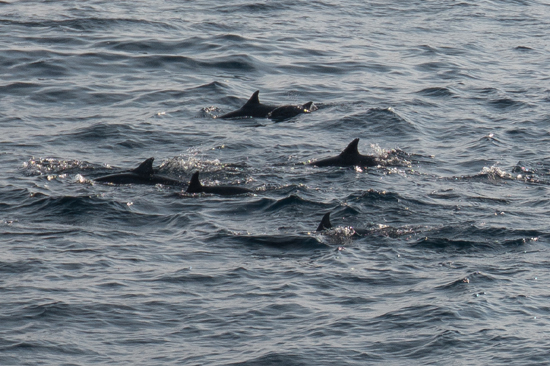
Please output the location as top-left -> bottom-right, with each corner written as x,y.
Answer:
316,212 -> 332,231
186,171 -> 203,193
341,138 -> 360,155
243,90 -> 261,107
132,157 -> 155,176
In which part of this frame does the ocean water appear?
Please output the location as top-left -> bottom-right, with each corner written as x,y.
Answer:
1,0 -> 550,364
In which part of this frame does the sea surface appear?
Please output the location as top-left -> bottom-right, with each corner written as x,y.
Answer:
1,1 -> 550,365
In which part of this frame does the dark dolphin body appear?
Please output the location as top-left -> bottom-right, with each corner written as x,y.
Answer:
308,138 -> 378,168
186,171 -> 253,195
267,101 -> 316,121
94,158 -> 185,186
217,90 -> 315,120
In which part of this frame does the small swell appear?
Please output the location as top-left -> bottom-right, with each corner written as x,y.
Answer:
6,17 -> 177,32
488,97 -> 527,110
413,225 -> 544,251
346,189 -> 401,203
63,123 -> 137,141
0,259 -> 44,274
416,86 -> 455,98
18,195 -> 128,217
129,53 -> 260,73
334,107 -> 417,136
514,46 -> 533,52
249,194 -> 326,213
436,271 -> 498,291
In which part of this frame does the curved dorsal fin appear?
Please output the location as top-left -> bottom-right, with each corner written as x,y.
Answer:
316,212 -> 332,231
132,157 -> 155,176
243,90 -> 260,107
302,101 -> 313,111
341,138 -> 360,155
186,171 -> 203,193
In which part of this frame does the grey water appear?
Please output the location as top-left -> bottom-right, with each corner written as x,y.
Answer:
1,0 -> 550,364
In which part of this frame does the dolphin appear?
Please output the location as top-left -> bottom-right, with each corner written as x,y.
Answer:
186,171 -> 253,195
308,138 -> 378,168
94,158 -> 185,186
217,90 -> 315,120
316,212 -> 418,238
267,101 -> 316,121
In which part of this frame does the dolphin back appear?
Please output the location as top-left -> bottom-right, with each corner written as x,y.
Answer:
218,90 -> 313,119
309,138 -> 377,168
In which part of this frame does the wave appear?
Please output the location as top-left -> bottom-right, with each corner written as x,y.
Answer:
436,271 -> 497,291
448,165 -> 550,185
0,17 -> 177,32
416,86 -> 455,98
488,97 -> 529,111
412,224 -> 545,252
330,107 -> 417,136
226,352 -> 314,366
0,259 -> 44,274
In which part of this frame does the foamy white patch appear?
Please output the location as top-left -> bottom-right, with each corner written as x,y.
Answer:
480,166 -> 513,179
74,174 -> 88,184
44,174 -> 64,181
22,157 -> 86,175
384,167 -> 404,175
370,144 -> 412,167
315,226 -> 356,246
370,143 -> 386,157
159,155 -> 223,174
202,106 -> 219,113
